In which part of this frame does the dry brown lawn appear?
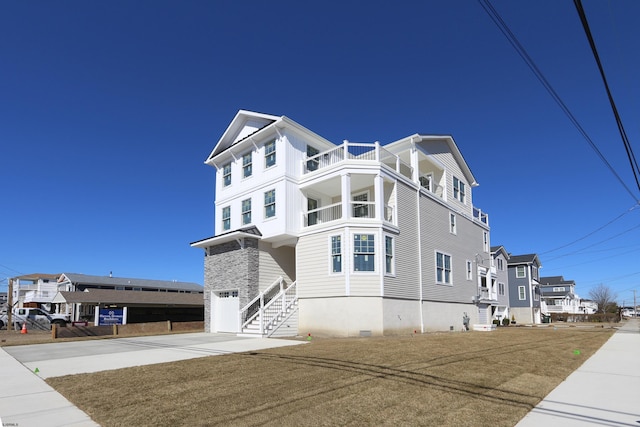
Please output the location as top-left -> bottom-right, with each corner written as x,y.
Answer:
44,326 -> 615,427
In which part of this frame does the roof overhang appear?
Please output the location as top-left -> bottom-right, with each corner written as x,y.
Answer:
190,229 -> 262,249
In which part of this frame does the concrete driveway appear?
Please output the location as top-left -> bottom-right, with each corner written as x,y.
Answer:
4,332 -> 305,379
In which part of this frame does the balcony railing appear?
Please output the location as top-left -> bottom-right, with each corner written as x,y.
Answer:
478,287 -> 498,302
304,202 -> 342,226
303,201 -> 396,227
473,207 -> 489,226
303,141 -> 413,180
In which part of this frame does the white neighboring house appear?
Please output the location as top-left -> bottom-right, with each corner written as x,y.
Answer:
192,110 -> 492,337
9,273 -> 68,313
539,276 -> 582,315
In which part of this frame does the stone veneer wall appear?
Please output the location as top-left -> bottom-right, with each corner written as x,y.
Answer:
203,238 -> 259,332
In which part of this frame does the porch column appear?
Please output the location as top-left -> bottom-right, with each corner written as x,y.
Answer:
374,173 -> 384,221
341,172 -> 351,220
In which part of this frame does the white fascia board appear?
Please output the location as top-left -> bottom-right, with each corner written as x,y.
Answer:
190,231 -> 262,249
278,116 -> 337,149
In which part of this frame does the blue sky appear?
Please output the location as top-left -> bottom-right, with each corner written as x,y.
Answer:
1,1 -> 639,305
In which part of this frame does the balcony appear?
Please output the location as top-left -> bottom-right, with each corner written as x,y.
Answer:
478,287 -> 498,303
473,207 -> 489,226
302,141 -> 413,180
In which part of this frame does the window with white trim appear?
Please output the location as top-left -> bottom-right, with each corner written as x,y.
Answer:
385,236 -> 394,275
331,235 -> 342,273
497,258 -> 504,271
453,176 -> 465,203
353,234 -> 375,272
352,192 -> 369,218
436,251 -> 452,284
532,265 -> 539,280
306,145 -> 320,172
241,198 -> 251,225
483,231 -> 489,252
466,260 -> 472,280
498,282 -> 505,295
265,140 -> 276,168
516,266 -> 526,278
221,206 -> 230,231
450,213 -> 457,234
242,152 -> 252,178
518,285 -> 526,300
264,189 -> 276,218
222,163 -> 231,187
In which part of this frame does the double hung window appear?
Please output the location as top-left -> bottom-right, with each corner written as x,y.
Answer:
223,163 -> 231,187
436,252 -> 452,284
353,234 -> 375,272
265,140 -> 276,168
453,177 -> 465,203
264,190 -> 276,218
331,235 -> 342,273
222,206 -> 230,231
385,236 -> 394,274
242,152 -> 252,178
241,199 -> 251,225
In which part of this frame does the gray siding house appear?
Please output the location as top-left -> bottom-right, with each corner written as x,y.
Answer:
507,254 -> 542,324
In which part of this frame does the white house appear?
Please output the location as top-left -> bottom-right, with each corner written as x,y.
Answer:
192,110 -> 492,337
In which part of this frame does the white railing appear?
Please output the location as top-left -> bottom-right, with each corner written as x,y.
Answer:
239,276 -> 284,332
473,207 -> 489,225
479,287 -> 498,301
302,141 -> 413,179
351,201 -> 375,219
304,202 -> 342,226
263,281 -> 298,337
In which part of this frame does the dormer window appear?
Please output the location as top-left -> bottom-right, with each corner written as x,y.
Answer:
453,177 -> 465,203
223,163 -> 232,187
265,140 -> 276,168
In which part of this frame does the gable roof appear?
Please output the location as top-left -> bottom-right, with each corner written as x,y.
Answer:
206,110 -> 281,162
58,273 -> 203,292
539,276 -> 575,286
490,245 -> 510,259
507,253 -> 541,266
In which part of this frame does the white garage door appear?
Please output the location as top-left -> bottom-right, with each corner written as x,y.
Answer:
214,290 -> 239,333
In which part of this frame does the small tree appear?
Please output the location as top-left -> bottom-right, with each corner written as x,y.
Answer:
589,283 -> 617,314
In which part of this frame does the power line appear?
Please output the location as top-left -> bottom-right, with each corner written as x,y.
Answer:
574,0 -> 640,192
478,0 -> 640,203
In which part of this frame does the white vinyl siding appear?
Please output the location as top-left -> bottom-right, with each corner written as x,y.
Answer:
297,232 -> 346,298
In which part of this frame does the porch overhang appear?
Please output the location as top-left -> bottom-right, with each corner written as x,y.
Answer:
190,227 -> 262,249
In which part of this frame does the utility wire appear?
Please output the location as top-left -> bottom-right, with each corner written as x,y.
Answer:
478,0 -> 640,203
574,0 -> 640,192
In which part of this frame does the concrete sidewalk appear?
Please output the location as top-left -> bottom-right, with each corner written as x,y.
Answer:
0,333 -> 305,426
517,318 -> 640,427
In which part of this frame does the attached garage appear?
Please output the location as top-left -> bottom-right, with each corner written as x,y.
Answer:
212,290 -> 239,332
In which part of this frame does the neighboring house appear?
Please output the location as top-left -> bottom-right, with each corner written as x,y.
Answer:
55,273 -> 204,322
192,110 -> 492,337
487,245 -> 510,324
539,276 -> 581,315
0,292 -> 7,312
507,254 -> 542,324
9,273 -> 63,312
580,299 -> 598,314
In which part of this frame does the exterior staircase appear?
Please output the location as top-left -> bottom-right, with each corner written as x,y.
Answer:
239,277 -> 298,337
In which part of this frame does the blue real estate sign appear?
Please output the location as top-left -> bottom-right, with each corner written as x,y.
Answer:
99,308 -> 124,325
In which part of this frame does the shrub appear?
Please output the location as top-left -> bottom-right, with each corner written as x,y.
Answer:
502,317 -> 510,326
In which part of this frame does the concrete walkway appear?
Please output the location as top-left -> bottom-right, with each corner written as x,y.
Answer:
517,318 -> 640,427
0,333 -> 305,426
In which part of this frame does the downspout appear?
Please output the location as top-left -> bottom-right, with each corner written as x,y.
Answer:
411,136 -> 425,333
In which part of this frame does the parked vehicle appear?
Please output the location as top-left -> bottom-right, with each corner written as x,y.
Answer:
0,307 -> 70,330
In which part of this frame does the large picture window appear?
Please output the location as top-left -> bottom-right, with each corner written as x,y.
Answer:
353,234 -> 375,272
264,189 -> 276,218
331,235 -> 342,273
241,199 -> 251,225
436,251 -> 452,284
221,206 -> 230,231
265,140 -> 276,168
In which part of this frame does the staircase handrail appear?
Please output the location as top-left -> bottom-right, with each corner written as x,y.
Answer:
262,281 -> 297,334
240,276 -> 283,330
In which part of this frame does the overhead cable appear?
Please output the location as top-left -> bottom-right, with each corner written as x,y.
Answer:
478,0 -> 640,203
574,0 -> 640,193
